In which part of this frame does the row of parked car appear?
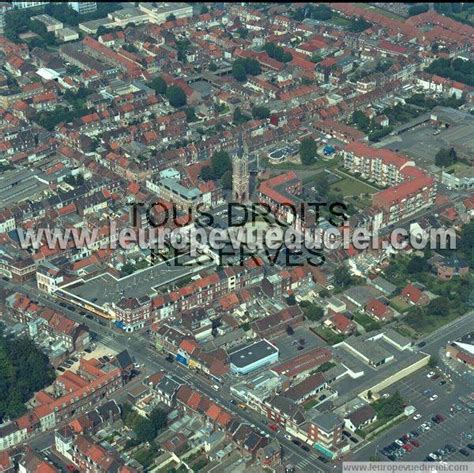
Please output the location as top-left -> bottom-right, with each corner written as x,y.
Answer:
426,443 -> 473,461
57,354 -> 80,372
382,430 -> 422,460
382,413 -> 448,461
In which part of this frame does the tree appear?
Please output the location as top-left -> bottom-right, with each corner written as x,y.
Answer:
312,173 -> 330,198
334,265 -> 353,288
299,137 -> 317,165
367,390 -> 373,400
252,106 -> 270,120
286,294 -> 296,305
233,107 -> 251,125
122,43 -> 138,53
427,297 -> 450,316
435,147 -> 457,167
459,221 -> 474,265
408,4 -> 429,16
427,58 -> 474,87
0,326 -> 55,420
134,417 -> 156,442
244,58 -> 261,76
407,256 -> 429,274
428,355 -> 438,368
236,27 -> 249,39
210,151 -> 231,179
149,407 -> 167,431
232,61 -> 247,82
348,16 -> 371,33
319,289 -> 330,299
232,58 -> 261,81
221,169 -> 233,189
286,325 -> 294,335
148,76 -> 167,95
304,304 -> 324,321
185,107 -> 197,122
209,62 -> 217,72
166,13 -> 176,21
200,166 -> 214,181
166,85 -> 187,108
263,42 -> 292,63
372,390 -> 404,421
352,110 -> 370,132
200,5 -> 209,14
175,38 -> 191,63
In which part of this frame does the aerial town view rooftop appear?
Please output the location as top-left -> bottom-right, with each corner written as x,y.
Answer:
0,2 -> 473,472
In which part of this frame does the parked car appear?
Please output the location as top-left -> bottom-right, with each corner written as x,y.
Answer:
445,444 -> 455,453
430,394 -> 438,401
459,449 -> 470,457
413,413 -> 422,420
427,371 -> 435,378
410,439 -> 420,448
467,444 -> 474,450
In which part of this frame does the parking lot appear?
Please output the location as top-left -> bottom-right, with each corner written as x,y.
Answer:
352,364 -> 473,462
384,125 -> 441,168
55,343 -> 118,375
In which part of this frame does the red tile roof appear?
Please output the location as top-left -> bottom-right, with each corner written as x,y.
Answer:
401,283 -> 424,304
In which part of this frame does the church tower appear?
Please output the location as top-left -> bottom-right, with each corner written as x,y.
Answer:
232,132 -> 250,203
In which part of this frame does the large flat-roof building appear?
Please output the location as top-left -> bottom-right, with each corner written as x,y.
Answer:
230,339 -> 279,375
446,332 -> 474,369
0,169 -> 49,209
68,2 -> 96,15
138,2 -> 193,24
338,335 -> 395,368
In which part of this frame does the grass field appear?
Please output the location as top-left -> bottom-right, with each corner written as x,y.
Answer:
444,161 -> 473,175
389,296 -> 411,313
271,156 -> 340,172
353,312 -> 382,332
330,177 -> 378,197
404,310 -> 460,336
312,326 -> 345,345
304,398 -> 319,410
327,12 -> 352,27
357,3 -> 404,20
